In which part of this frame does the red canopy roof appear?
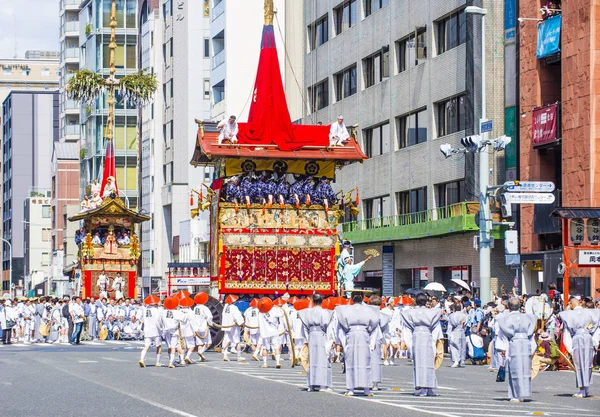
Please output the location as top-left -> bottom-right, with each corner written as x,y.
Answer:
191,130 -> 367,164
235,24 -> 328,150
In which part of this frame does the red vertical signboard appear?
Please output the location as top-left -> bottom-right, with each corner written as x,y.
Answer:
532,103 -> 559,147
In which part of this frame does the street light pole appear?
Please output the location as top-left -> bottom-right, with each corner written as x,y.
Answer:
466,6 -> 491,303
1,238 -> 12,298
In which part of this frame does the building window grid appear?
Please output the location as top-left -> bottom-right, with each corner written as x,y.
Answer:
364,195 -> 391,227
396,187 -> 427,224
365,0 -> 389,17
397,108 -> 428,149
437,9 -> 467,55
308,79 -> 329,113
397,29 -> 427,73
437,94 -> 467,137
363,46 -> 390,88
309,14 -> 329,51
334,65 -> 357,102
364,122 -> 390,157
334,0 -> 357,35
435,180 -> 465,208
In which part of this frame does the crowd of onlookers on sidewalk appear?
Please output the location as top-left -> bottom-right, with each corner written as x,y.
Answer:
0,295 -> 144,345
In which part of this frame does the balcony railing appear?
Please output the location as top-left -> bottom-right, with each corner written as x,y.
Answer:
63,0 -> 80,6
65,21 -> 79,33
64,48 -> 78,59
65,125 -> 80,136
212,49 -> 225,69
341,202 -> 480,244
212,0 -> 225,21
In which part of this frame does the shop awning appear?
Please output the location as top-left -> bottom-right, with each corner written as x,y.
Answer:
550,207 -> 600,219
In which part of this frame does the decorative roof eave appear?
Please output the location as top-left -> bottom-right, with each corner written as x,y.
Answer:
550,207 -> 600,219
189,129 -> 368,167
68,196 -> 151,223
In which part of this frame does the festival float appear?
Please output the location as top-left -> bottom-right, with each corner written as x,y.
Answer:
189,0 -> 367,297
68,142 -> 150,299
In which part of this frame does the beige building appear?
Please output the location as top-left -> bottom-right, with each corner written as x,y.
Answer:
0,54 -> 59,105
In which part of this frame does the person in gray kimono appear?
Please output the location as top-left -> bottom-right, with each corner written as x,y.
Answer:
335,294 -> 380,396
33,297 -> 46,342
298,294 -> 334,392
400,293 -> 443,396
369,295 -> 391,390
559,297 -> 600,398
89,298 -> 98,340
447,303 -> 468,368
496,297 -> 537,402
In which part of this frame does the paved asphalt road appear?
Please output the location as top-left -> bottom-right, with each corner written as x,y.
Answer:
1,341 -> 599,417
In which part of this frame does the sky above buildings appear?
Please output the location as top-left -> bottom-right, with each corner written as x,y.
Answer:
0,0 -> 59,58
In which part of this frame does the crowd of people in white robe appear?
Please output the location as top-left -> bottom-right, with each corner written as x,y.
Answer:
2,283 -> 598,401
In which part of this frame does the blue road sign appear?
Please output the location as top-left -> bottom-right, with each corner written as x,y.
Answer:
480,120 -> 493,134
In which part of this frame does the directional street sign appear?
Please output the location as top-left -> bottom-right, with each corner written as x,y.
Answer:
503,192 -> 556,204
503,181 -> 555,193
480,119 -> 493,133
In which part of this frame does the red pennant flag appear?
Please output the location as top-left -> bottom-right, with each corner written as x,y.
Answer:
100,141 -> 119,198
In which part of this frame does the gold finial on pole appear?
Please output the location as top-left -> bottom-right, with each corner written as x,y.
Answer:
264,0 -> 274,25
106,0 -> 117,142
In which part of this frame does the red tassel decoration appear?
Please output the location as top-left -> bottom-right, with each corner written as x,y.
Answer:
355,189 -> 360,206
199,188 -> 204,201
189,191 -> 194,207
306,194 -> 311,206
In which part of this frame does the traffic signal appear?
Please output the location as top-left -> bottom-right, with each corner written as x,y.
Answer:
460,135 -> 482,152
499,193 -> 512,217
440,143 -> 454,158
493,135 -> 512,151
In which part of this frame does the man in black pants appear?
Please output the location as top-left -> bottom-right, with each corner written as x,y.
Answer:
62,296 -> 73,340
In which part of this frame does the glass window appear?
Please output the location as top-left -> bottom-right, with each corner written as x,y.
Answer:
42,205 -> 52,218
435,180 -> 465,207
397,29 -> 427,73
334,65 -> 357,101
126,166 -> 137,190
334,0 -> 357,35
396,187 -> 427,215
309,14 -> 328,50
308,79 -> 329,112
437,9 -> 466,54
116,166 -> 125,188
398,108 -> 428,149
437,94 -> 466,137
364,47 -> 389,88
364,122 -> 390,157
126,0 -> 136,28
126,45 -> 136,68
204,38 -> 210,58
365,0 -> 389,17
103,0 -> 125,28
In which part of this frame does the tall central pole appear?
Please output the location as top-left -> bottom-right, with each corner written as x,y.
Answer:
478,14 -> 491,304
264,0 -> 274,25
106,0 -> 117,142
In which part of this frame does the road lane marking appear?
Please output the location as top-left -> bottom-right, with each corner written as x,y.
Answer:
78,360 -> 98,363
100,357 -> 128,362
36,358 -> 199,417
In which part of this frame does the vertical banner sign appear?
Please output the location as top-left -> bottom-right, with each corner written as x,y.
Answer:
505,107 -> 517,181
532,103 -> 559,147
537,15 -> 562,59
504,0 -> 516,43
381,246 -> 394,297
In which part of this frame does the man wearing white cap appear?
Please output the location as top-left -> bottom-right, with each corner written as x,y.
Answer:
329,115 -> 350,146
217,115 -> 239,144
